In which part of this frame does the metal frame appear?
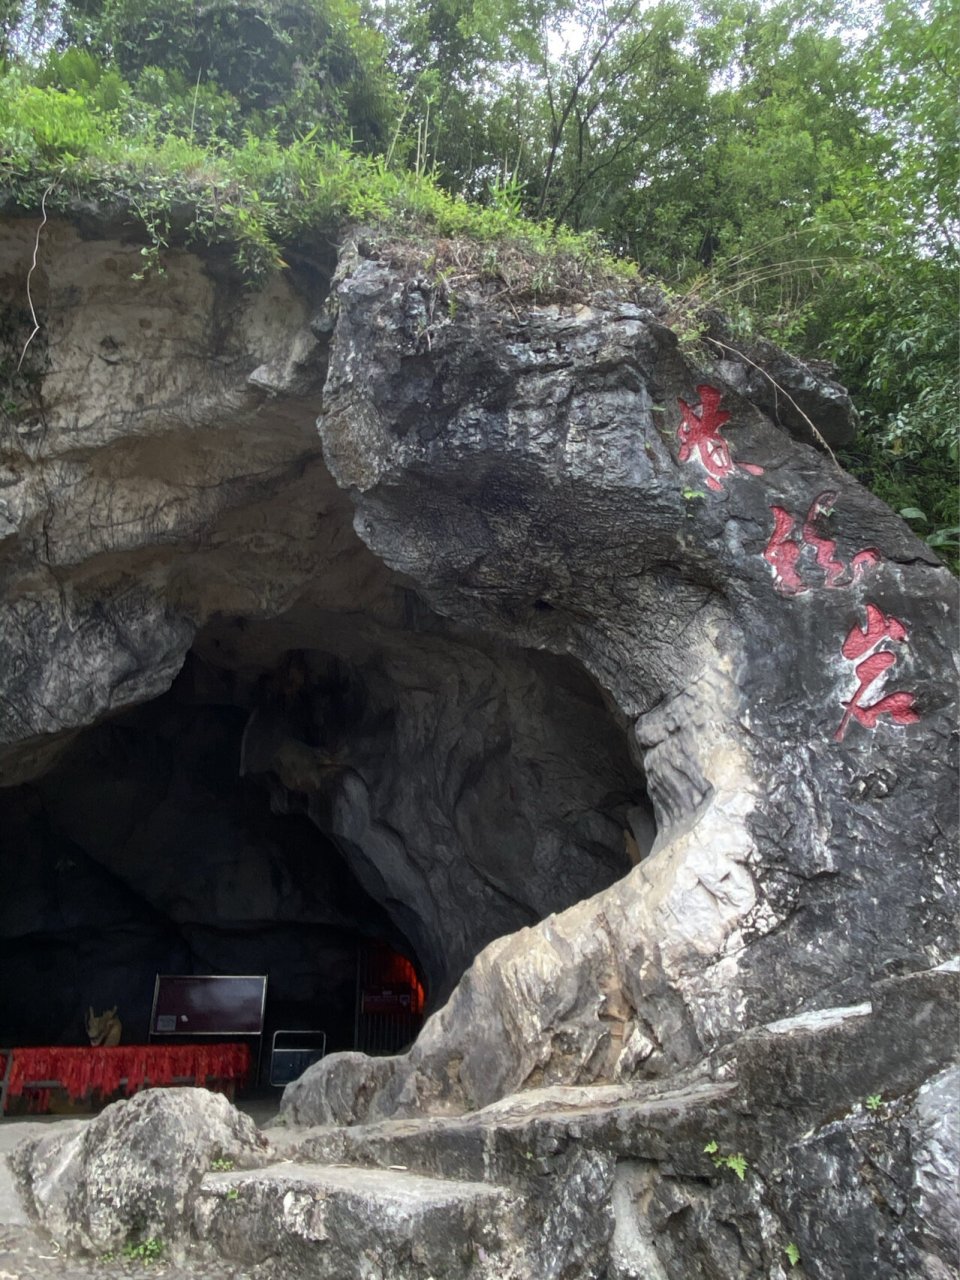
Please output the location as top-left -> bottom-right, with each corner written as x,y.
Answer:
0,1051 -> 12,1116
268,1029 -> 327,1088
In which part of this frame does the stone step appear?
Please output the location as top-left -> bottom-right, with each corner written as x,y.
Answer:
282,1076 -> 737,1187
194,1161 -> 524,1279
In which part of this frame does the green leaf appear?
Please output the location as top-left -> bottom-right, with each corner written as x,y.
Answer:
898,507 -> 927,521
724,1153 -> 748,1180
927,527 -> 960,548
703,1140 -> 718,1154
785,1241 -> 801,1266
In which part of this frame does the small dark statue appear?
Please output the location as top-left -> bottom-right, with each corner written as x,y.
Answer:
85,1006 -> 122,1047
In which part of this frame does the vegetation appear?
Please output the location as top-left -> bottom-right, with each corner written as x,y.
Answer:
703,1139 -> 748,1180
121,1236 -> 165,1262
0,0 -> 955,553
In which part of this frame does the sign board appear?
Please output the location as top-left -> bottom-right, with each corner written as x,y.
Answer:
150,975 -> 267,1038
361,984 -> 416,1016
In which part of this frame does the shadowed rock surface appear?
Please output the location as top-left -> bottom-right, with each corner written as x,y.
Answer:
1,221 -> 957,1279
0,222 -> 649,1021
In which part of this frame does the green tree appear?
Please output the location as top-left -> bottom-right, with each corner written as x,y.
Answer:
57,0 -> 397,147
812,0 -> 958,555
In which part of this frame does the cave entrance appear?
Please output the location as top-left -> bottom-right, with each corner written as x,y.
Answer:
0,603 -> 654,1092
0,665 -> 423,1076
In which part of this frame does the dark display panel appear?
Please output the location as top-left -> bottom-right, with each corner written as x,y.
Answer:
150,975 -> 267,1036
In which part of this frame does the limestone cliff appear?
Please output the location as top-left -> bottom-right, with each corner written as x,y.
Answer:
2,218 -> 957,1280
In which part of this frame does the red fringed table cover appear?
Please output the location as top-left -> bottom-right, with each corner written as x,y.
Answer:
0,1043 -> 250,1111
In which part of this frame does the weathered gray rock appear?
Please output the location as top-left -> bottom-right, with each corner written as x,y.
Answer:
9,1019 -> 956,1278
194,1162 -> 524,1278
0,221 -> 648,1012
8,1088 -> 269,1255
272,964 -> 959,1279
281,241 -> 956,1126
705,322 -> 861,448
910,1065 -> 960,1280
1,221 -> 956,1280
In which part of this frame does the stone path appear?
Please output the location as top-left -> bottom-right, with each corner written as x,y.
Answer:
0,1222 -> 257,1280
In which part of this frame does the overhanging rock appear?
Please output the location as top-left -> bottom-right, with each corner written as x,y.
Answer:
284,239 -> 957,1124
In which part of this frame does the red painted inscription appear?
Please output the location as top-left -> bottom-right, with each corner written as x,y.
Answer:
764,491 -> 881,595
834,604 -> 920,741
677,385 -> 764,492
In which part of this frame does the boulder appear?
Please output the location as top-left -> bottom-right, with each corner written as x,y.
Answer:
8,1087 -> 270,1255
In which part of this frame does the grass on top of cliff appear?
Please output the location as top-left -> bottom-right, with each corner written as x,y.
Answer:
0,71 -> 639,302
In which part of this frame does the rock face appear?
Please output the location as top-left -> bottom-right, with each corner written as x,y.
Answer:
0,220 -> 957,1278
273,964 -> 959,1280
195,1161 -> 520,1278
282,241 -> 956,1124
0,220 -> 648,1018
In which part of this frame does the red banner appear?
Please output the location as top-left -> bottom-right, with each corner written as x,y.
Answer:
1,1043 -> 250,1109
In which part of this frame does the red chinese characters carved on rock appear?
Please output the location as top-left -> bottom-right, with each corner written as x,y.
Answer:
677,385 -> 764,491
834,604 -> 920,742
764,491 -> 881,595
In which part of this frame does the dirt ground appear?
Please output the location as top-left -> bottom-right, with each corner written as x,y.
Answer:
0,1098 -> 283,1279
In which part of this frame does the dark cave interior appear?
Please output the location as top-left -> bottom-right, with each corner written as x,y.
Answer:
0,610 -> 654,1076
0,667 -> 405,1057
